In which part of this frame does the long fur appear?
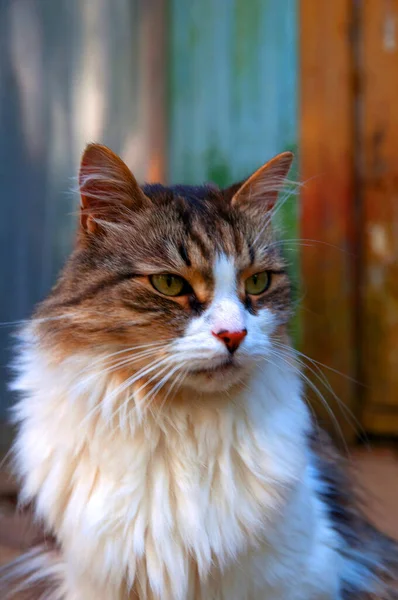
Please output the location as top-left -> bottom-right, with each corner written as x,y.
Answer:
2,146 -> 398,599
1,545 -> 66,600
5,325 -> 396,599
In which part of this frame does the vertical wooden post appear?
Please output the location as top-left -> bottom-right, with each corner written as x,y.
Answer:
300,1 -> 357,441
360,0 -> 398,433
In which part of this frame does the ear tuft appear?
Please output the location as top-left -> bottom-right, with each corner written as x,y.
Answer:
231,151 -> 294,214
79,143 -> 150,233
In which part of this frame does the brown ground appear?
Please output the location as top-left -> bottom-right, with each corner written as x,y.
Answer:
0,445 -> 398,566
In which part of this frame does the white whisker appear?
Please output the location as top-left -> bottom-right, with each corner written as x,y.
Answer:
69,346 -> 165,396
96,356 -> 177,432
268,347 -> 350,455
271,340 -> 367,442
79,354 -> 172,428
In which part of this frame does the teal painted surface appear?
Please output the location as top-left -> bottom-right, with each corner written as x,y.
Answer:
168,0 -> 299,330
169,0 -> 297,184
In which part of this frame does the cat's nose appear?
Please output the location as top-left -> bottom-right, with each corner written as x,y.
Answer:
212,329 -> 247,354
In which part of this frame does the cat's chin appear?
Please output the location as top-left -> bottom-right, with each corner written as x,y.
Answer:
181,361 -> 250,393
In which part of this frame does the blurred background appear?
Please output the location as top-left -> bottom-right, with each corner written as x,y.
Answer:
1,0 -> 398,558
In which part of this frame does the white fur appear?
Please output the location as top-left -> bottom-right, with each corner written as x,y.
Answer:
9,253 -> 353,599
209,254 -> 246,334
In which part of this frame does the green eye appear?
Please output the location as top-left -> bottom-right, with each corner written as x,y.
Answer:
245,271 -> 271,295
150,274 -> 188,297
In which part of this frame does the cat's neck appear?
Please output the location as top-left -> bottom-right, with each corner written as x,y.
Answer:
14,328 -> 310,443
26,341 -> 307,433
13,333 -> 324,599
14,336 -> 312,512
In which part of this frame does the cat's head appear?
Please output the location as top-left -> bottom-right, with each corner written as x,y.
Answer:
35,144 -> 294,395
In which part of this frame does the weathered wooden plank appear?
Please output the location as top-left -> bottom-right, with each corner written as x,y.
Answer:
300,0 -> 357,440
362,408 -> 398,436
360,1 -> 398,427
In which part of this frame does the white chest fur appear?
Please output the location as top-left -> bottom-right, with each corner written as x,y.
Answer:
11,338 -> 343,599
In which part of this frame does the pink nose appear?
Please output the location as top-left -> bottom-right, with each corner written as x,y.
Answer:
212,329 -> 247,354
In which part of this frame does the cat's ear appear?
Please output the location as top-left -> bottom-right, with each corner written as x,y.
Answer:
79,143 -> 151,234
230,152 -> 293,215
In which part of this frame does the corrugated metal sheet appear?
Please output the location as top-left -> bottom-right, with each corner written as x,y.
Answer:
0,0 -> 151,418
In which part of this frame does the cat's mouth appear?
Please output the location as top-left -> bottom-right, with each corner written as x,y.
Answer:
188,358 -> 237,377
182,356 -> 246,392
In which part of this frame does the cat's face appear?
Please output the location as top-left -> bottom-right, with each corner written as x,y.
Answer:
36,145 -> 293,395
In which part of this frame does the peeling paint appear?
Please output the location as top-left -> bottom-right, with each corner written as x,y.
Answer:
383,11 -> 397,52
368,223 -> 393,261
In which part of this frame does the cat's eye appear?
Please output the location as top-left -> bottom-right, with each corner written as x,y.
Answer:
245,271 -> 271,295
150,274 -> 189,297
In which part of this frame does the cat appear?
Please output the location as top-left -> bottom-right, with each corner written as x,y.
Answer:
1,143 -> 398,599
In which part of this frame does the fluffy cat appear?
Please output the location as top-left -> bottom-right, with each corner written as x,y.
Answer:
2,144 -> 398,599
